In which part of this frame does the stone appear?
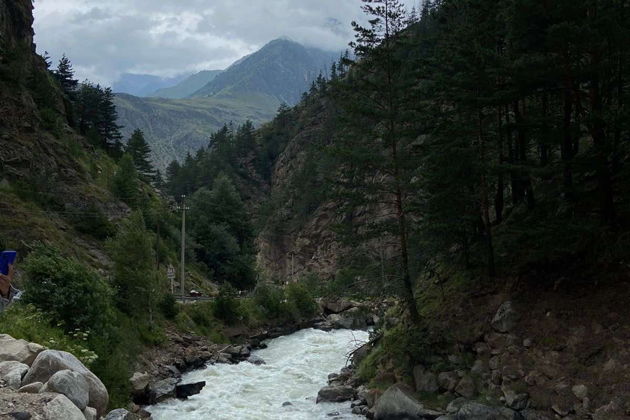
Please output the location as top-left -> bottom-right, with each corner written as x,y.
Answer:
83,407 -> 98,420
470,360 -> 486,376
491,301 -> 519,333
18,382 -> 43,393
374,384 -> 444,420
455,402 -> 520,419
316,385 -> 356,403
147,377 -> 179,404
0,360 -> 28,389
322,298 -> 354,314
247,355 -> 266,365
522,338 -> 533,348
175,381 -> 206,399
501,386 -> 529,411
446,397 -> 468,413
0,335 -> 45,366
130,372 -> 150,393
105,408 -> 140,420
282,401 -> 293,406
520,410 -> 553,420
455,375 -> 476,398
413,365 -> 439,393
571,384 -> 587,400
44,394 -> 85,420
41,369 -> 89,411
438,371 -> 460,392
22,350 -> 109,416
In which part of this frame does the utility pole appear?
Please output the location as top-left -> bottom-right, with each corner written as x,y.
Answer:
179,195 -> 189,299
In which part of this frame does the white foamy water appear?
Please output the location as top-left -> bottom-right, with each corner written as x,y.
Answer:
148,328 -> 370,420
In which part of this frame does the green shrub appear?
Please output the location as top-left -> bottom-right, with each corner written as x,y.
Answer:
69,204 -> 115,239
159,294 -> 179,320
22,246 -> 114,334
286,282 -> 317,318
254,284 -> 291,320
214,284 -> 241,324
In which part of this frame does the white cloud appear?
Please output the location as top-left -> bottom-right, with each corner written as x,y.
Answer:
33,0 -> 418,85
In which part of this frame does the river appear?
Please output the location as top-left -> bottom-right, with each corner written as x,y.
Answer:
147,328 -> 370,420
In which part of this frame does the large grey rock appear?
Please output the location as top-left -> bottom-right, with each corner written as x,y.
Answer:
374,384 -> 444,420
316,385 -> 356,403
247,355 -> 266,365
413,366 -> 438,393
148,377 -> 179,404
0,360 -> 29,389
571,384 -> 588,400
44,394 -> 86,420
105,408 -> 140,420
501,386 -> 529,410
322,299 -> 354,314
42,369 -> 89,411
455,402 -> 521,420
491,301 -> 519,333
0,334 -> 45,365
130,371 -> 150,393
22,350 -> 109,416
176,381 -> 206,399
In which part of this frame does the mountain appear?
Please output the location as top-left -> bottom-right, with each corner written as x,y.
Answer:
150,70 -> 223,99
115,92 -> 279,169
115,38 -> 340,169
191,38 -> 339,104
112,72 -> 190,97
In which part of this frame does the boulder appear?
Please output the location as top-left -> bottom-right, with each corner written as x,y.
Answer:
446,397 -> 468,414
322,298 -> 354,314
455,402 -> 521,420
520,410 -> 553,420
413,365 -> 438,393
0,360 -> 29,389
455,375 -> 476,398
175,381 -> 206,399
316,385 -> 356,403
41,369 -> 89,411
147,377 -> 179,404
18,381 -> 43,393
21,350 -> 109,416
0,334 -> 45,365
491,301 -> 519,333
593,400 -> 625,420
374,384 -> 444,420
129,372 -> 150,393
501,386 -> 529,411
247,355 -> 266,365
105,408 -> 140,420
44,394 -> 86,420
571,384 -> 588,400
83,407 -> 98,420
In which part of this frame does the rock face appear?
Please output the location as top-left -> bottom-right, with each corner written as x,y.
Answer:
41,369 -> 90,411
175,381 -> 206,399
147,377 -> 179,404
374,384 -> 444,420
316,385 -> 356,403
22,350 -> 109,416
0,335 -> 45,365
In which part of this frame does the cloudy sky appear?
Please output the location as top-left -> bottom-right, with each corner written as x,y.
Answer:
33,0 -> 418,86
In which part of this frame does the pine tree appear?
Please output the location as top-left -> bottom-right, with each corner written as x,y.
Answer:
99,87 -> 123,156
54,54 -> 78,94
112,154 -> 139,208
126,129 -> 155,181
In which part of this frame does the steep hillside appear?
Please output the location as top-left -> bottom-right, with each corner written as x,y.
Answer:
112,72 -> 190,97
151,70 -> 223,99
191,38 -> 338,105
115,92 -> 278,170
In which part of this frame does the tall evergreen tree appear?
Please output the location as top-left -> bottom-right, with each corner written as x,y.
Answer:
54,54 -> 78,94
126,129 -> 155,181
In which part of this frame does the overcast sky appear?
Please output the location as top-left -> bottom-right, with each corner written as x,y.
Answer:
33,0 -> 418,86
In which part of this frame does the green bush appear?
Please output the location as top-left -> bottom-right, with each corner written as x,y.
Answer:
214,284 -> 241,324
254,284 -> 291,320
70,204 -> 115,239
22,246 -> 114,334
286,282 -> 317,318
159,293 -> 179,320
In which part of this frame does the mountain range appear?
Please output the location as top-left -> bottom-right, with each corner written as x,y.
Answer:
114,38 -> 340,169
